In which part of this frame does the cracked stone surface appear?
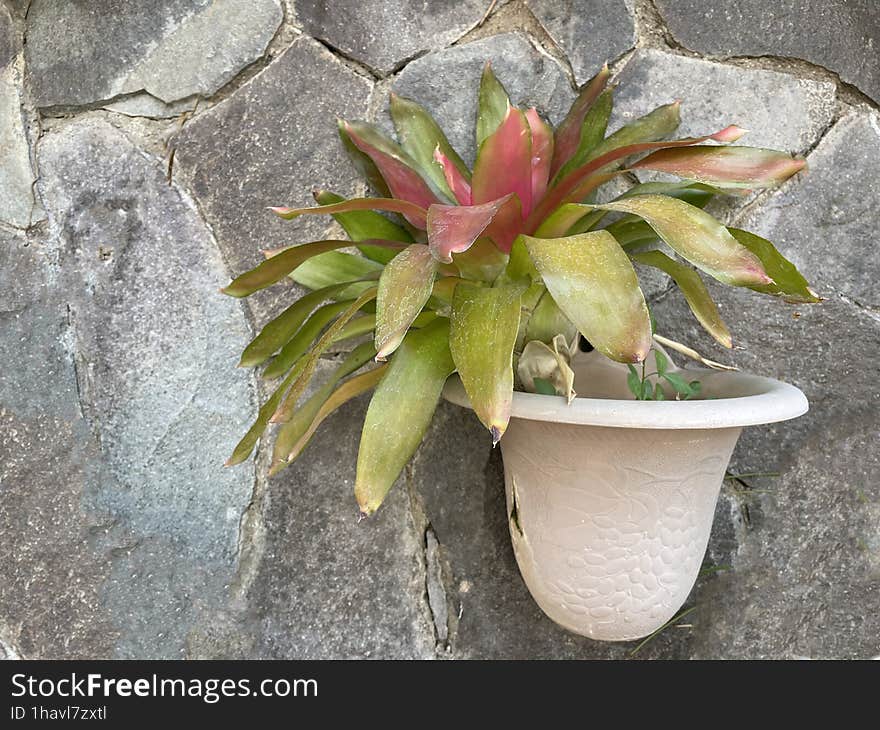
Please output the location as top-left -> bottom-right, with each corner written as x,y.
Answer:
173,36 -> 372,324
24,0 -> 283,108
654,0 -> 880,104
2,0 -> 879,660
612,48 -> 837,153
0,4 -> 40,227
392,33 -> 574,166
0,119 -> 256,658
294,0 -> 489,76
526,0 -> 636,84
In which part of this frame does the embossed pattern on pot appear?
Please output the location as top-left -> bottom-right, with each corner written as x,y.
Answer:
501,420 -> 741,641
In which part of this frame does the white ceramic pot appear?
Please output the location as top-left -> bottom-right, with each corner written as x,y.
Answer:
442,348 -> 808,641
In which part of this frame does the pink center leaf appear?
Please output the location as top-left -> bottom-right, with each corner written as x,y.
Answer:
472,105 -> 533,218
342,121 -> 441,227
427,194 -> 521,263
433,146 -> 472,205
525,108 -> 554,209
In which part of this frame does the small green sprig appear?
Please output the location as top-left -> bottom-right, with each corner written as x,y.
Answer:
626,349 -> 702,401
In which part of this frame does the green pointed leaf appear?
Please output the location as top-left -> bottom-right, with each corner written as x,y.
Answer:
631,250 -> 732,348
594,195 -> 772,287
333,314 -> 376,342
355,318 -> 455,515
654,348 -> 669,375
291,251 -> 382,295
554,88 -> 613,182
476,62 -> 512,148
551,63 -> 610,178
375,244 -> 438,359
602,219 -> 658,248
270,342 -> 377,474
314,190 -> 412,264
270,196 -> 428,230
727,228 -> 820,303
262,300 -> 355,381
271,364 -> 388,475
587,101 -> 681,164
663,371 -> 697,396
450,281 -> 525,441
222,240 -> 362,297
239,283 -> 352,368
523,231 -> 653,363
525,107 -> 554,205
225,359 -> 307,466
626,364 -> 642,399
390,93 -> 470,199
272,288 -> 378,422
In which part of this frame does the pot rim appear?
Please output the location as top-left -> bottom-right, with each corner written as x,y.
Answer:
442,370 -> 809,430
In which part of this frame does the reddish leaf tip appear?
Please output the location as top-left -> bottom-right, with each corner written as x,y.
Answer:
713,125 -> 748,143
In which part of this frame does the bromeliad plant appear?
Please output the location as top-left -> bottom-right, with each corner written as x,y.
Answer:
222,63 -> 818,516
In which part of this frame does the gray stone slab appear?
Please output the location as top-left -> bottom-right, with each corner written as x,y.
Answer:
612,48 -> 837,153
392,33 -> 575,167
738,112 -> 880,309
173,36 -> 372,324
654,0 -> 880,103
294,0 -> 488,76
0,227 -> 118,659
247,361 -> 435,659
526,0 -> 636,84
0,5 -> 40,228
0,118 -> 257,658
24,0 -> 282,107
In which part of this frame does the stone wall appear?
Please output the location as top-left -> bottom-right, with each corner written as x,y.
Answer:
1,0 -> 877,660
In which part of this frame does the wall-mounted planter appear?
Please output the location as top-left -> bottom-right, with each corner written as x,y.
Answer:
442,348 -> 808,641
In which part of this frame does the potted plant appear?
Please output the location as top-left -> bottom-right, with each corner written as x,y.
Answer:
222,63 -> 817,641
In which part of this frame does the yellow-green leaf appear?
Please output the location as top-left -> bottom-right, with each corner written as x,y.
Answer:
449,281 -> 525,442
272,288 -> 378,423
270,342 -> 377,474
631,250 -> 732,348
271,364 -> 388,475
222,240 -> 356,297
314,190 -> 412,264
727,228 -> 820,304
390,93 -> 470,199
375,244 -> 438,359
523,231 -> 652,363
225,359 -> 307,466
594,195 -> 772,287
262,300 -> 355,381
239,283 -> 352,368
476,62 -> 511,148
355,318 -> 455,515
